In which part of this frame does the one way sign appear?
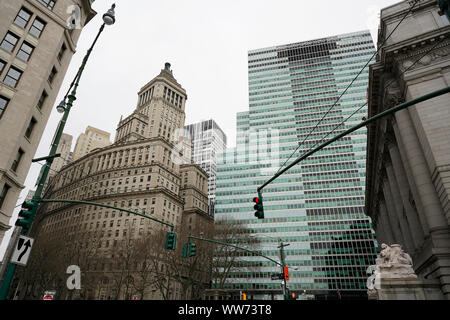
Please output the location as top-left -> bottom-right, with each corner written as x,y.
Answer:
10,235 -> 34,266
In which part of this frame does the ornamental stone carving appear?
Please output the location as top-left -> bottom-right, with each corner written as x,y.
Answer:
367,243 -> 418,297
399,44 -> 450,72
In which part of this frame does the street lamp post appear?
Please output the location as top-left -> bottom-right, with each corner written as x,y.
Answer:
0,4 -> 116,300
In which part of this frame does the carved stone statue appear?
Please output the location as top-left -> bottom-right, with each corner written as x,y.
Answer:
376,244 -> 415,274
367,244 -> 417,297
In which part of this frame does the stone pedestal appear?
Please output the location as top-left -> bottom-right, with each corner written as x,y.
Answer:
366,243 -> 445,300
376,277 -> 444,300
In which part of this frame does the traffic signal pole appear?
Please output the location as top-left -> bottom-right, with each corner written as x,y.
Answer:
187,235 -> 295,300
279,241 -> 290,299
257,86 -> 450,193
38,199 -> 174,230
248,86 -> 450,300
187,235 -> 281,266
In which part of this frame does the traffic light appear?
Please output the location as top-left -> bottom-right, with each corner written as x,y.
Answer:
241,292 -> 247,300
188,242 -> 196,257
182,241 -> 197,257
252,196 -> 264,219
182,242 -> 189,258
285,290 -> 297,300
165,232 -> 176,250
15,201 -> 38,233
284,266 -> 289,281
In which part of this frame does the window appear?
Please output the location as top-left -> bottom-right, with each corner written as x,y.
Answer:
29,17 -> 46,38
36,90 -> 47,109
25,117 -> 37,138
0,60 -> 5,73
57,43 -> 66,61
17,41 -> 34,62
48,66 -> 57,84
37,0 -> 56,10
0,95 -> 9,119
4,66 -> 23,88
13,8 -> 32,29
11,148 -> 24,172
1,32 -> 20,53
0,184 -> 11,209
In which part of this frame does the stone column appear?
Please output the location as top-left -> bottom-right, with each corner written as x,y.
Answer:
387,138 -> 425,249
385,163 -> 415,253
392,121 -> 430,237
382,178 -> 406,248
373,211 -> 387,245
394,108 -> 449,246
378,201 -> 396,245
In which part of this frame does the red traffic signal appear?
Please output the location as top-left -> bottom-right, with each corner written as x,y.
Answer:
252,196 -> 264,219
284,266 -> 289,281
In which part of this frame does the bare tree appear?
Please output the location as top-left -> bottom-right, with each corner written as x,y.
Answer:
131,232 -> 158,300
144,228 -> 181,300
16,234 -> 65,300
211,217 -> 261,290
164,228 -> 213,300
108,225 -> 141,300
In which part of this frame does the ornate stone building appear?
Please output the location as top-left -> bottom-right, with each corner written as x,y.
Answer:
366,0 -> 450,299
72,126 -> 110,161
0,0 -> 96,246
20,64 -> 213,300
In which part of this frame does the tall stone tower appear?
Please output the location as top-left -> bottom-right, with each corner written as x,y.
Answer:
115,63 -> 187,143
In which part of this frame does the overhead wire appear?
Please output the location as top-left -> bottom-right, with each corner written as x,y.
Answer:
274,0 -> 420,175
298,38 -> 442,159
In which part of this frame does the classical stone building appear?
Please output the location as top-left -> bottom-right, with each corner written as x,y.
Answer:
0,0 -> 96,245
366,0 -> 450,299
20,64 -> 213,300
72,126 -> 110,161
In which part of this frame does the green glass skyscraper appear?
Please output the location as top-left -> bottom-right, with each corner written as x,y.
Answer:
215,30 -> 378,300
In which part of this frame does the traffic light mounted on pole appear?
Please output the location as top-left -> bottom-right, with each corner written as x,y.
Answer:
15,201 -> 38,233
284,266 -> 289,281
252,193 -> 264,219
188,242 -> 196,257
165,232 -> 177,250
286,290 -> 297,300
182,241 -> 197,258
182,242 -> 189,258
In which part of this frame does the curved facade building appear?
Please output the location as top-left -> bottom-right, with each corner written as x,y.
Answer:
20,64 -> 213,300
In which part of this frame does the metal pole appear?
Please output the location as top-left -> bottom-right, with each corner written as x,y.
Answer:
279,241 -> 289,300
0,21 -> 110,301
257,86 -> 450,192
188,235 -> 281,266
38,199 -> 174,230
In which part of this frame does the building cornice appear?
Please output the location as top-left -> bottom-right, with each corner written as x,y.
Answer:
0,169 -> 26,189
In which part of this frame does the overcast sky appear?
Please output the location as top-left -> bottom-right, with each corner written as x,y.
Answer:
1,0 -> 400,259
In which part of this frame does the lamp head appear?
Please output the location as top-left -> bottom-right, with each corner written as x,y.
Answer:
102,3 -> 116,25
56,100 -> 66,113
